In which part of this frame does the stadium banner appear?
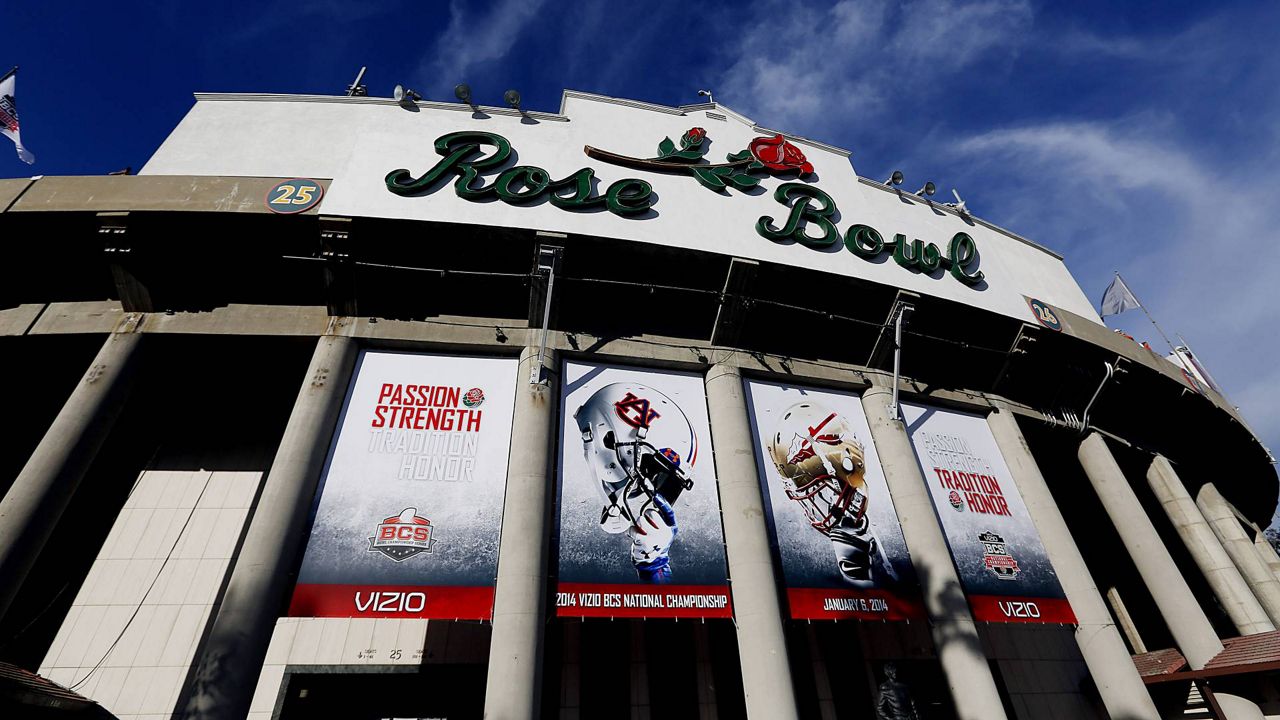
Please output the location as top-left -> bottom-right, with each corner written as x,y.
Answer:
556,361 -> 731,618
900,401 -> 1075,624
744,380 -> 925,621
289,350 -> 518,620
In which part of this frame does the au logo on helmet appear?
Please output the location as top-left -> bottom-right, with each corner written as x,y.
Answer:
368,508 -> 437,562
614,392 -> 660,429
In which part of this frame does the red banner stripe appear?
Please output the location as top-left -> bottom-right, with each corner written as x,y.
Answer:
289,584 -> 494,620
556,583 -> 732,618
967,594 -> 1076,624
785,587 -> 928,621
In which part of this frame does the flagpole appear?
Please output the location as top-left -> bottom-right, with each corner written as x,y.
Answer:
1115,272 -> 1189,372
0,67 -> 15,83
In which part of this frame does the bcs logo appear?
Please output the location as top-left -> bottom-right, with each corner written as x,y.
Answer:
368,508 -> 436,562
463,387 -> 485,408
979,531 -> 1020,580
998,600 -> 1041,618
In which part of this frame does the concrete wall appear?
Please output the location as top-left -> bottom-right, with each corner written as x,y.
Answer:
246,617 -> 430,719
38,467 -> 260,719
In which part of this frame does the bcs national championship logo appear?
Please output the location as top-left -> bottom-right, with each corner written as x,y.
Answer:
368,508 -> 437,562
979,531 -> 1020,580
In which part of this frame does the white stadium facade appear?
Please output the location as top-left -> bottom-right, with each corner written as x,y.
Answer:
0,88 -> 1277,720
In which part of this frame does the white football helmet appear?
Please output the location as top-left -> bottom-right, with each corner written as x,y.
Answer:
575,382 -> 696,534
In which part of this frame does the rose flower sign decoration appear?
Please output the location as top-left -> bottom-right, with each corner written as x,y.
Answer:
385,127 -> 983,286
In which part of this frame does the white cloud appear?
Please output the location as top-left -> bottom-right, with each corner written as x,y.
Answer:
716,0 -> 1030,136
947,120 -> 1280,455
420,0 -> 548,94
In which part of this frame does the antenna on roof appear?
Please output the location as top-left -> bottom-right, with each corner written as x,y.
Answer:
346,66 -> 368,97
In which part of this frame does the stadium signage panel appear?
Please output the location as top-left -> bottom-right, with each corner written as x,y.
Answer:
744,380 -> 926,621
288,350 -> 518,620
385,129 -> 982,286
555,361 -> 732,618
899,401 -> 1076,624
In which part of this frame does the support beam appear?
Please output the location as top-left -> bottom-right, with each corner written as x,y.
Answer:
0,329 -> 142,621
865,290 -> 920,370
703,364 -> 800,720
1146,456 -> 1273,635
860,380 -> 1007,720
181,334 -> 357,720
483,347 -> 558,720
1106,587 -> 1147,654
99,212 -> 154,313
319,216 -> 357,317
986,408 -> 1160,719
709,257 -> 758,347
1076,433 -> 1264,720
1197,483 -> 1280,627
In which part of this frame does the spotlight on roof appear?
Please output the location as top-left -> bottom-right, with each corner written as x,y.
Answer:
914,181 -> 936,197
503,89 -> 522,111
454,83 -> 472,105
884,170 -> 904,187
393,85 -> 421,107
697,89 -> 714,104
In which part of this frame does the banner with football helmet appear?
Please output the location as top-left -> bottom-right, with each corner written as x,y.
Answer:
289,350 -> 518,620
556,361 -> 731,618
900,401 -> 1075,624
744,380 -> 925,621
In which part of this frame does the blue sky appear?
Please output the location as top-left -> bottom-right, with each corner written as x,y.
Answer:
5,1 -> 1280,483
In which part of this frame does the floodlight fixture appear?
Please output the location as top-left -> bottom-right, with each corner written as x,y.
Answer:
884,170 -> 904,187
697,89 -> 714,104
393,85 -> 421,107
504,89 -> 522,110
915,181 -> 936,197
454,83 -> 472,105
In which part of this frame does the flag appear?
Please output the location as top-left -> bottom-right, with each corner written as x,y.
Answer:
1099,274 -> 1141,317
0,67 -> 35,165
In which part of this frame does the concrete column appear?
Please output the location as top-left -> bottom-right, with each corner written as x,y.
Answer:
1197,483 -> 1280,628
860,382 -> 1007,720
0,330 -> 142,621
1146,456 -> 1273,634
1253,533 -> 1280,582
986,409 -> 1160,719
1077,434 -> 1222,666
1106,587 -> 1147,654
484,347 -> 557,720
703,364 -> 800,720
181,334 -> 357,720
1077,433 -> 1264,720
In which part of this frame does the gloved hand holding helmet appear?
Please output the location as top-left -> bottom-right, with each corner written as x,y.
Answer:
575,382 -> 696,584
630,493 -> 678,583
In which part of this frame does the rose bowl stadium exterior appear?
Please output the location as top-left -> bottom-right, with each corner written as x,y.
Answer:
0,89 -> 1277,720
